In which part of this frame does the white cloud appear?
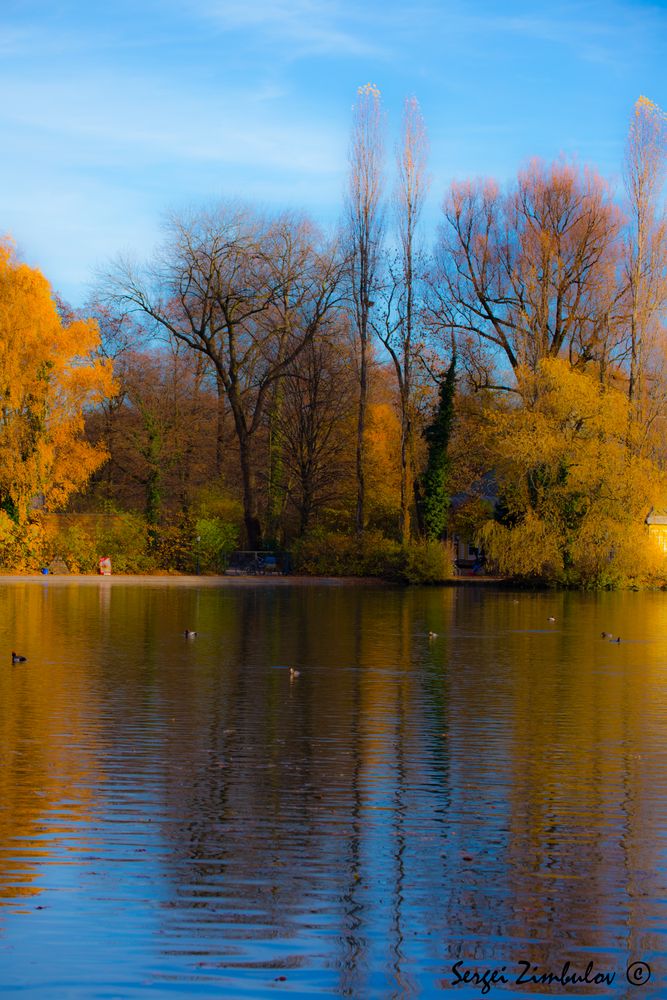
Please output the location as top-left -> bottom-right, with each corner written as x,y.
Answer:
188,0 -> 385,58
0,70 -> 344,176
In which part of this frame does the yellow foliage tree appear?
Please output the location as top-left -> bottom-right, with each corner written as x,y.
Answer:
0,242 -> 116,526
478,358 -> 666,586
364,400 -> 402,532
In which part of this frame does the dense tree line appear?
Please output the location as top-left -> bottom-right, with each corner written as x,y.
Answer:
1,94 -> 665,584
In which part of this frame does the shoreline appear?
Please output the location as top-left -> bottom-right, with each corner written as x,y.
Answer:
0,573 -> 509,587
0,573 -> 393,587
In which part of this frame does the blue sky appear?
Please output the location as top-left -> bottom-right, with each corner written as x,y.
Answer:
1,0 -> 665,306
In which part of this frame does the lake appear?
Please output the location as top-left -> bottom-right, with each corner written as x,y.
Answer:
0,578 -> 665,997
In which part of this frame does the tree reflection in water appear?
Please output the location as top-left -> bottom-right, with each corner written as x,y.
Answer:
0,580 -> 664,996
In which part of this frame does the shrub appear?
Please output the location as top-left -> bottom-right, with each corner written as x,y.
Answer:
478,513 -> 563,583
291,530 -> 454,583
96,514 -> 153,574
478,511 -> 667,589
399,539 -> 456,584
290,530 -> 357,576
39,512 -> 153,574
0,512 -> 45,572
566,518 -> 666,589
45,522 -> 98,573
153,519 -> 194,573
194,517 -> 239,573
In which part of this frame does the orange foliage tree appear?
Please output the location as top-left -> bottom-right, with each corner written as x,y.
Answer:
0,241 -> 115,525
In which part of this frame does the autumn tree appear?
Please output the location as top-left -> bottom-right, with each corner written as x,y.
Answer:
92,343 -> 215,530
106,205 -> 345,549
82,304 -> 149,508
360,364 -> 402,532
346,83 -> 385,533
477,358 -> 665,586
0,241 -> 115,525
274,324 -> 356,535
375,96 -> 430,543
432,160 -> 623,389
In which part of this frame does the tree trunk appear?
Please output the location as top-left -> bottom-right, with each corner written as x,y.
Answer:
239,439 -> 262,550
266,382 -> 285,544
215,373 -> 226,476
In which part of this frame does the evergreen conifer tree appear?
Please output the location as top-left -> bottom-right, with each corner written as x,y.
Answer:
420,355 -> 456,540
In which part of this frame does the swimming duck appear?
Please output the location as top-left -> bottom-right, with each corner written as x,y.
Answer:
183,629 -> 197,638
547,617 -> 556,622
601,631 -> 613,639
428,631 -> 438,639
289,668 -> 300,679
11,651 -> 27,663
611,637 -> 621,643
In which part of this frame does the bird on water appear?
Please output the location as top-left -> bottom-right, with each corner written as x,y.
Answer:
289,668 -> 300,679
11,652 -> 27,663
183,630 -> 197,638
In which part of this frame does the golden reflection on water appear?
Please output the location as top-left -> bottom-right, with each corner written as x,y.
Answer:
0,580 -> 665,996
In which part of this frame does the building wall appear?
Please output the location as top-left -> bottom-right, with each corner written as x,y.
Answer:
648,524 -> 667,554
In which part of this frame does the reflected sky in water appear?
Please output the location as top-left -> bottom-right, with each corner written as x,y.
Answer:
0,579 -> 666,997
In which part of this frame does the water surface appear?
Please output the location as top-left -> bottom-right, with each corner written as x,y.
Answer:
0,579 -> 665,997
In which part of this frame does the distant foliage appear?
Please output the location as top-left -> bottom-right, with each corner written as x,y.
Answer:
1,94 -> 665,591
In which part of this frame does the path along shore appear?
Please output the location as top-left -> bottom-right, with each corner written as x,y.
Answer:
0,573 -> 507,587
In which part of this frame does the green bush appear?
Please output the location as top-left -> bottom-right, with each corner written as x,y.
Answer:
46,523 -> 98,573
195,517 -> 239,573
35,511 -> 239,575
399,539 -> 456,584
40,513 -> 153,574
151,519 -> 193,573
290,530 -> 356,576
291,530 -> 455,583
97,514 -> 153,574
291,529 -> 393,577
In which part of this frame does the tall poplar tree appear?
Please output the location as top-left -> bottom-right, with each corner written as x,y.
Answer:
376,96 -> 430,543
623,96 -> 667,439
346,83 -> 385,534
